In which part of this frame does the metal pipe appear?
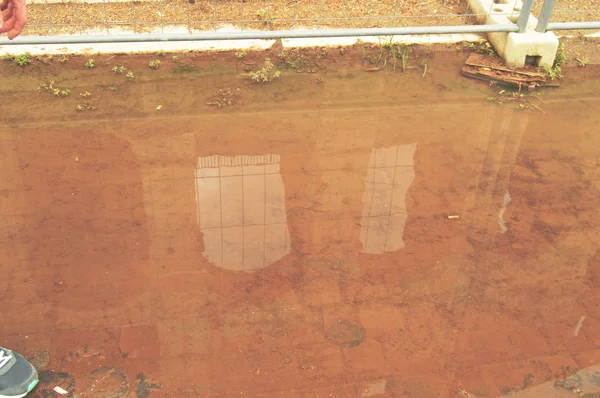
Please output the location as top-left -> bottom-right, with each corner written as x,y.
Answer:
535,0 -> 556,33
546,21 -> 600,30
516,0 -> 534,33
0,25 -> 520,45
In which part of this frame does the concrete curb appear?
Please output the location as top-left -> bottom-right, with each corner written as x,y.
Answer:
0,23 -> 593,57
0,26 -> 484,56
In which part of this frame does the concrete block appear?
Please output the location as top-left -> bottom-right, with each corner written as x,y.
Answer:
468,0 -> 559,68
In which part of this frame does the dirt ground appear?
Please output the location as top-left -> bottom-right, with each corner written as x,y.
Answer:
21,0 -> 600,37
1,41 -> 600,397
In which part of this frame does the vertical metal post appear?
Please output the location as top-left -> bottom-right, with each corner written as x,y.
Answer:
535,0 -> 556,33
516,0 -> 534,33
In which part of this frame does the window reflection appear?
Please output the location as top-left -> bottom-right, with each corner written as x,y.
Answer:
195,154 -> 290,271
359,144 -> 417,254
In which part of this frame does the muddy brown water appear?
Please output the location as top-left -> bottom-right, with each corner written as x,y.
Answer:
1,47 -> 600,397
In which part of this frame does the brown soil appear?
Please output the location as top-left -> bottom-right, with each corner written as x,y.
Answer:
1,41 -> 600,397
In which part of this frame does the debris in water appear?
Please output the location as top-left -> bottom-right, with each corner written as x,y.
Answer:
53,386 -> 68,395
498,190 -> 512,233
461,53 -> 560,90
574,315 -> 586,336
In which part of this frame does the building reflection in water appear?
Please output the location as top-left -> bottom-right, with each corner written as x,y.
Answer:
359,143 -> 417,254
194,154 -> 290,271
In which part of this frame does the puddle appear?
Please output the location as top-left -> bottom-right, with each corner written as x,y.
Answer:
1,47 -> 600,397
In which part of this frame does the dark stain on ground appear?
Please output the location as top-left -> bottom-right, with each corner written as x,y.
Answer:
586,249 -> 600,287
33,371 -> 76,398
27,349 -> 50,370
590,370 -> 600,387
86,366 -> 128,398
136,373 -> 163,398
326,321 -> 365,347
523,373 -> 535,389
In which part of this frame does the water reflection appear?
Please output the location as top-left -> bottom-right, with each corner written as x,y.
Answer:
359,143 -> 417,254
194,154 -> 290,271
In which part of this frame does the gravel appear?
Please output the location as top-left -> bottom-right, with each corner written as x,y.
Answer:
19,0 -> 600,37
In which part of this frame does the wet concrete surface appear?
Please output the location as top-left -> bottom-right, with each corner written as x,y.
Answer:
0,47 -> 600,397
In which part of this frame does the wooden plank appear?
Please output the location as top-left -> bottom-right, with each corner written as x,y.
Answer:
462,53 -> 559,89
464,54 -> 546,77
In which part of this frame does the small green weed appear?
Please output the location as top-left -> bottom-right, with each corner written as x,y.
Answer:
206,88 -> 240,108
247,58 -> 281,83
545,43 -> 566,80
390,41 -> 398,70
555,42 -> 566,66
156,50 -> 166,57
463,41 -> 496,56
256,7 -> 276,24
14,52 -> 31,66
576,56 -> 589,67
76,91 -> 96,112
545,65 -> 562,80
76,103 -> 97,112
85,58 -> 96,68
234,51 -> 248,59
149,59 -> 161,69
126,71 -> 135,80
278,49 -> 319,73
112,65 -> 127,74
377,37 -> 386,67
399,44 -> 410,71
317,48 -> 328,60
35,54 -> 53,65
37,80 -> 71,97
